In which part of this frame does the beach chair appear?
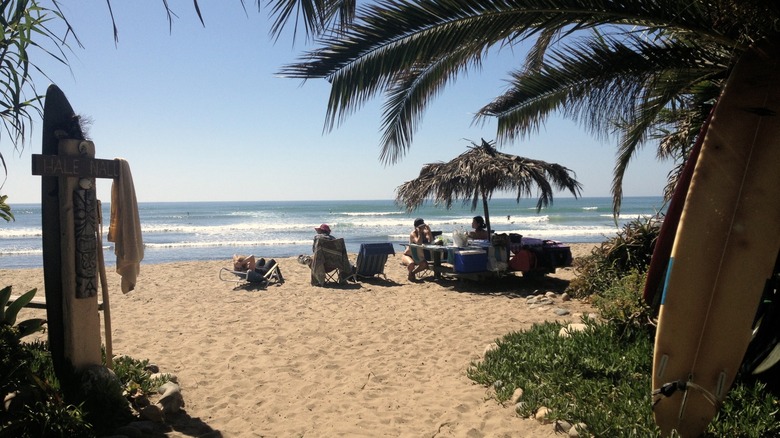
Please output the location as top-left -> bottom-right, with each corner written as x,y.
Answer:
354,243 -> 396,280
311,238 -> 356,286
220,258 -> 284,289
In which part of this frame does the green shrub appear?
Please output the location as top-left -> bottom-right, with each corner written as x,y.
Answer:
567,216 -> 661,299
592,270 -> 655,334
3,400 -> 91,437
0,286 -> 46,339
467,319 -> 780,437
112,355 -> 169,395
710,381 -> 780,437
468,319 -> 655,436
1,286 -> 170,436
1,324 -> 92,436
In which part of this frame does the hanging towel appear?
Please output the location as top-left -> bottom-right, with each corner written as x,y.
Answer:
108,158 -> 143,293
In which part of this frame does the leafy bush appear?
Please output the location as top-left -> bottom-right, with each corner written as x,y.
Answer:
112,354 -> 170,396
1,286 -> 171,436
468,319 -> 780,437
567,216 -> 661,300
1,322 -> 92,436
592,270 -> 655,334
4,400 -> 91,437
0,286 -> 46,339
468,319 -> 655,437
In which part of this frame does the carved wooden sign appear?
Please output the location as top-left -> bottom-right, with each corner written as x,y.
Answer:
32,154 -> 120,179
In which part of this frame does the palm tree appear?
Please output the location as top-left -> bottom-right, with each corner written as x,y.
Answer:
0,1 -> 74,187
395,139 -> 581,236
277,0 -> 780,211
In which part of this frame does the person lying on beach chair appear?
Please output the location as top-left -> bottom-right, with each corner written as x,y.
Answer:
233,254 -> 257,271
220,256 -> 284,289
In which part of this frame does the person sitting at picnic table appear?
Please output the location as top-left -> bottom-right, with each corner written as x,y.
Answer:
402,218 -> 433,281
468,215 -> 489,240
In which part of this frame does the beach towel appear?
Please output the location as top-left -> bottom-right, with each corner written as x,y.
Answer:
108,158 -> 143,293
310,238 -> 353,286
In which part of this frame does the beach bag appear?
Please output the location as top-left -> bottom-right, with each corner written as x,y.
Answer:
509,249 -> 536,272
452,229 -> 469,247
491,233 -> 509,246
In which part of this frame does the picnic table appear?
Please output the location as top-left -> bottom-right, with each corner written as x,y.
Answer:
405,237 -> 572,280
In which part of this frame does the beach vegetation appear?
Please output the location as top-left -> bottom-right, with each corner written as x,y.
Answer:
567,216 -> 660,299
0,195 -> 13,222
0,286 -> 46,340
1,305 -> 92,436
1,296 -> 173,436
590,269 -> 654,333
467,318 -> 780,437
0,1 -> 74,181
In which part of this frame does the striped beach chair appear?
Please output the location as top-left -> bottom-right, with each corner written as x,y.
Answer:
355,243 -> 396,280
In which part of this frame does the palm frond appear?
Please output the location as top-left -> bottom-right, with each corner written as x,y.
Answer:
379,47 -> 486,164
274,0 -> 780,214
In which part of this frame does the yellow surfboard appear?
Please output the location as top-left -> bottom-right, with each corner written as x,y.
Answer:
652,40 -> 780,437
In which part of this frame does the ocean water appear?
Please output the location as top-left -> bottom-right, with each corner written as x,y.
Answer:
0,197 -> 666,269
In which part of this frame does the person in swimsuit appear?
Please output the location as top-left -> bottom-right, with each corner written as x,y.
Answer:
468,215 -> 489,240
402,217 -> 433,281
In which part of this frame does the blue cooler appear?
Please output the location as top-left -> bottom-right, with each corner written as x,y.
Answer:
454,249 -> 488,273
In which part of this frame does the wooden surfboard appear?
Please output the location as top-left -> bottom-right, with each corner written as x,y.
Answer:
651,40 -> 780,437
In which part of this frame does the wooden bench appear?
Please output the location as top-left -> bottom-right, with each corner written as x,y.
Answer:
6,296 -> 103,311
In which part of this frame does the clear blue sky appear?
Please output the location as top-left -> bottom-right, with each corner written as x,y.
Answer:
2,1 -> 670,204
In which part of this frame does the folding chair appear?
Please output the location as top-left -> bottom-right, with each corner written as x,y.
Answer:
355,243 -> 395,280
311,238 -> 356,286
407,243 -> 435,280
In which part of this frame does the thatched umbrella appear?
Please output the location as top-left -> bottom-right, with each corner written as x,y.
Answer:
395,139 -> 582,236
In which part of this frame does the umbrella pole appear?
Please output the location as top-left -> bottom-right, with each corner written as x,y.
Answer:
482,195 -> 491,237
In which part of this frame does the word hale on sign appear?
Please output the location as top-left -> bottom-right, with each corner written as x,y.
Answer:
32,152 -> 120,179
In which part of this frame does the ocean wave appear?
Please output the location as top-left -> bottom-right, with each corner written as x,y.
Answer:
340,211 -> 403,217
598,213 -> 655,220
144,238 -> 310,249
0,228 -> 43,239
0,248 -> 43,256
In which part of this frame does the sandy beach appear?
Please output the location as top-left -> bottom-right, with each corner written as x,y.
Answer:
7,243 -> 597,437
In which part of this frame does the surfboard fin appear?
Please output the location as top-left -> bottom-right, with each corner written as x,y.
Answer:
753,344 -> 780,374
652,379 -> 720,410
